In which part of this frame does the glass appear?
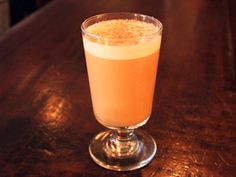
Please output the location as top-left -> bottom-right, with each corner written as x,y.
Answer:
81,12 -> 162,171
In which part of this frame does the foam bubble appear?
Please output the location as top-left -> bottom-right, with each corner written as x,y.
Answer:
83,19 -> 161,60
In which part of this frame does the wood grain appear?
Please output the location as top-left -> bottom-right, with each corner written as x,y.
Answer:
0,0 -> 235,176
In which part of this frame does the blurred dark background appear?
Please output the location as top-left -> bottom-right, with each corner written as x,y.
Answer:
0,0 -> 52,35
10,0 -> 52,25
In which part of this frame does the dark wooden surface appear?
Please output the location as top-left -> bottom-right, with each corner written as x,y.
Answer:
0,0 -> 236,176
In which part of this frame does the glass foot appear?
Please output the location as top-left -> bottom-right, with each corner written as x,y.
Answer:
89,129 -> 157,171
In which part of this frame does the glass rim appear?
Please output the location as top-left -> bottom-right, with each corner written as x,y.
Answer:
81,12 -> 163,42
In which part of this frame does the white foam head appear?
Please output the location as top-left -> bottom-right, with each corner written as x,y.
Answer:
82,19 -> 162,60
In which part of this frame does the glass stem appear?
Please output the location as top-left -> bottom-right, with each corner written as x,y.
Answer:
104,129 -> 141,158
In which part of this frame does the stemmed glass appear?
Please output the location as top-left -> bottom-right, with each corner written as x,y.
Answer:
81,12 -> 162,171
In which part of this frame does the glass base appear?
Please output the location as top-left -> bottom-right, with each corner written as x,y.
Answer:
89,129 -> 157,171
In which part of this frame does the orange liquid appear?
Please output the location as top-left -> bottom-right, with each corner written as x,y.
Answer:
85,50 -> 160,127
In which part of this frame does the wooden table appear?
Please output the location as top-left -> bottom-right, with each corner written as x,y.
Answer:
0,0 -> 235,176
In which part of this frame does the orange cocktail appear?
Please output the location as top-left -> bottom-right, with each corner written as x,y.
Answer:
83,19 -> 161,127
82,13 -> 163,171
